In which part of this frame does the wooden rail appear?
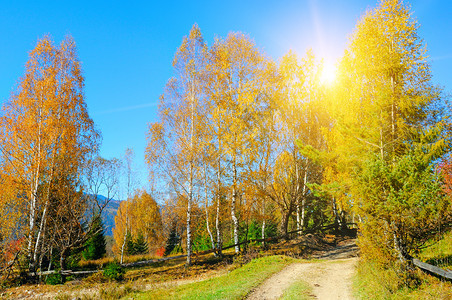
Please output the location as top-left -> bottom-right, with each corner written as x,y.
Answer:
114,222 -> 356,269
25,223 -> 452,283
28,269 -> 98,277
121,254 -> 187,268
28,223 -> 357,276
412,258 -> 452,281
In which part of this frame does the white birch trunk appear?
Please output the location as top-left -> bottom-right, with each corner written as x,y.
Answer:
186,84 -> 195,266
332,197 -> 342,229
27,110 -> 42,269
231,155 -> 239,253
186,177 -> 192,265
300,159 -> 309,230
203,164 -> 216,251
215,140 -> 222,255
120,226 -> 127,264
295,161 -> 301,235
33,144 -> 58,267
261,197 -> 266,247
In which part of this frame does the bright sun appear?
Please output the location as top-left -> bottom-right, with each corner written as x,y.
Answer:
319,63 -> 337,86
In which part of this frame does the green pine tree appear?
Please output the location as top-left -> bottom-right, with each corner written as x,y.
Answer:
125,232 -> 135,256
133,233 -> 148,255
164,227 -> 181,256
82,215 -> 106,260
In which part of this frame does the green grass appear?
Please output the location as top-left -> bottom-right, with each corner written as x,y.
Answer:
418,230 -> 452,269
353,261 -> 452,300
128,255 -> 296,300
280,279 -> 312,300
353,230 -> 452,300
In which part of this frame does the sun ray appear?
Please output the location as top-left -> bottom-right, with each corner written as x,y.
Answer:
319,62 -> 337,86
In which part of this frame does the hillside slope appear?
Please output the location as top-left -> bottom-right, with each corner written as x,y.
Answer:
89,194 -> 120,236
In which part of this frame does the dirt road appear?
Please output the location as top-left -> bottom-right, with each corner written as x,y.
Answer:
247,239 -> 358,300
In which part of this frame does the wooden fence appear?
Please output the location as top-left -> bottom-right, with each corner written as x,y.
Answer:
28,223 -> 349,277
123,222 -> 357,268
28,223 -> 452,283
412,258 -> 452,281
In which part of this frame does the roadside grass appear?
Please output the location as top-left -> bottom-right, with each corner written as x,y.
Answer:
353,230 -> 452,299
128,255 -> 296,300
4,236 -> 354,299
353,260 -> 451,299
280,279 -> 312,300
418,230 -> 452,269
3,253 -> 233,299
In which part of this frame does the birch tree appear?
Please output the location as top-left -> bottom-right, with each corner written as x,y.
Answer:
0,35 -> 99,272
146,24 -> 207,265
113,189 -> 163,256
207,33 -> 274,252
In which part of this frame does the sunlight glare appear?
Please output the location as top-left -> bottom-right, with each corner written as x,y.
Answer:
319,63 -> 337,86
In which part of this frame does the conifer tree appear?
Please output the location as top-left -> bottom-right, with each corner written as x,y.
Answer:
164,227 -> 181,256
133,233 -> 149,255
332,0 -> 451,266
82,215 -> 106,260
125,232 -> 135,256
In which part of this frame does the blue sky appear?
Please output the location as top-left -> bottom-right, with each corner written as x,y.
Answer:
1,0 -> 451,197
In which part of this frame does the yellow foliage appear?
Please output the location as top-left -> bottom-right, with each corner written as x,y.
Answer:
113,190 -> 163,256
0,35 -> 99,270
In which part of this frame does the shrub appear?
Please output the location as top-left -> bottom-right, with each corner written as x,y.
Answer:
46,272 -> 63,285
170,245 -> 183,256
103,262 -> 124,281
155,246 -> 165,257
83,271 -> 107,284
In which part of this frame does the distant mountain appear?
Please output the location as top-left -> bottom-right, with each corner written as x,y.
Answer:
92,195 -> 121,237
